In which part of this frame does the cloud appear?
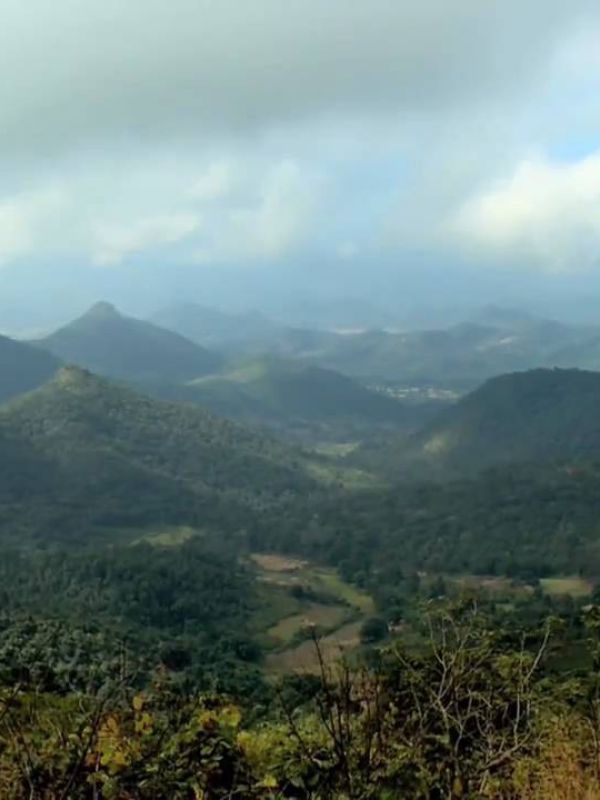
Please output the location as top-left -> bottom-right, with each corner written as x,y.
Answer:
0,0 -> 600,319
92,212 -> 201,266
0,0 -> 595,160
0,188 -> 67,264
189,161 -> 236,202
0,153 -> 322,270
449,152 -> 600,271
194,159 -> 322,263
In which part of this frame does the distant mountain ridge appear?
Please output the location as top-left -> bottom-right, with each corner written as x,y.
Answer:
34,302 -> 222,383
151,303 -> 600,388
151,303 -> 285,349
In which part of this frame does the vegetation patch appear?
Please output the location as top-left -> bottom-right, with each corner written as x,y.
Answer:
265,620 -> 364,674
132,525 -> 201,547
267,603 -> 349,644
312,569 -> 375,614
250,553 -> 309,573
540,576 -> 593,597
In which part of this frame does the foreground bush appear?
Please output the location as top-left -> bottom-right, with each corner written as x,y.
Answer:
2,604 -> 600,799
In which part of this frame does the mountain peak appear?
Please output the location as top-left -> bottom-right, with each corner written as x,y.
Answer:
85,301 -> 121,320
38,303 -> 222,383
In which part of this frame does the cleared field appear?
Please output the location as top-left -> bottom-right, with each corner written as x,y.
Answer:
266,621 -> 364,674
250,553 -> 376,671
313,442 -> 359,458
132,526 -> 200,547
313,570 -> 375,614
540,577 -> 593,597
249,585 -> 305,634
250,553 -> 308,572
440,573 -> 592,600
305,460 -> 381,489
251,554 -> 374,612
449,575 -> 534,598
267,603 -> 349,643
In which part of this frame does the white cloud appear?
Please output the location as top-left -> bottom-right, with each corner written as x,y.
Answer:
193,159 -> 322,263
0,187 -> 67,264
189,161 -> 236,202
0,200 -> 32,264
92,212 -> 200,266
449,152 -> 600,271
0,154 -> 322,270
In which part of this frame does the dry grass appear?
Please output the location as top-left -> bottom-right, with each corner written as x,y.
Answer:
539,577 -> 593,598
265,621 -> 363,674
513,718 -> 600,800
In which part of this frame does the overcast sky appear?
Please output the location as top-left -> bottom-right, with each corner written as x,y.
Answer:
2,0 -> 600,329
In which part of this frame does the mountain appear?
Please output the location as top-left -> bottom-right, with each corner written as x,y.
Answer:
552,333 -> 600,371
0,366 -> 314,541
151,303 -> 285,350
0,334 -> 61,404
34,302 -> 222,383
149,356 -> 441,439
292,319 -> 597,388
467,304 -> 538,330
393,368 -> 600,476
150,302 -> 343,359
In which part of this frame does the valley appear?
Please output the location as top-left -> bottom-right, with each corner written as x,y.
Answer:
6,5 -> 600,793
4,302 -> 600,796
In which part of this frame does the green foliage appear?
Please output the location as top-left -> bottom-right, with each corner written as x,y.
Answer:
260,461 -> 600,583
357,368 -> 600,478
0,537 -> 268,695
150,356 -> 424,443
0,334 -> 60,403
359,616 -> 388,643
0,366 -> 316,541
1,604 -> 592,799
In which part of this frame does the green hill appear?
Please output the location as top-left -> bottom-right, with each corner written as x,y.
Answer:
0,366 -> 314,542
148,356 -> 439,440
0,333 -> 61,403
383,368 -> 600,477
34,302 -> 222,383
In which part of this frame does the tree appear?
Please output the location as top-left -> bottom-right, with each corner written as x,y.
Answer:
360,616 -> 388,644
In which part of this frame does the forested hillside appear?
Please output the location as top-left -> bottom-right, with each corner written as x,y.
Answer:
150,356 -> 439,442
0,366 -> 315,541
355,368 -> 600,478
4,359 -> 600,797
0,334 -> 61,403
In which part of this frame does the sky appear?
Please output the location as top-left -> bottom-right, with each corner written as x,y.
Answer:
2,0 -> 600,331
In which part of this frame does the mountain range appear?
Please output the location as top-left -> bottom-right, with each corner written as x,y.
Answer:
29,303 -> 438,439
150,302 -> 600,388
